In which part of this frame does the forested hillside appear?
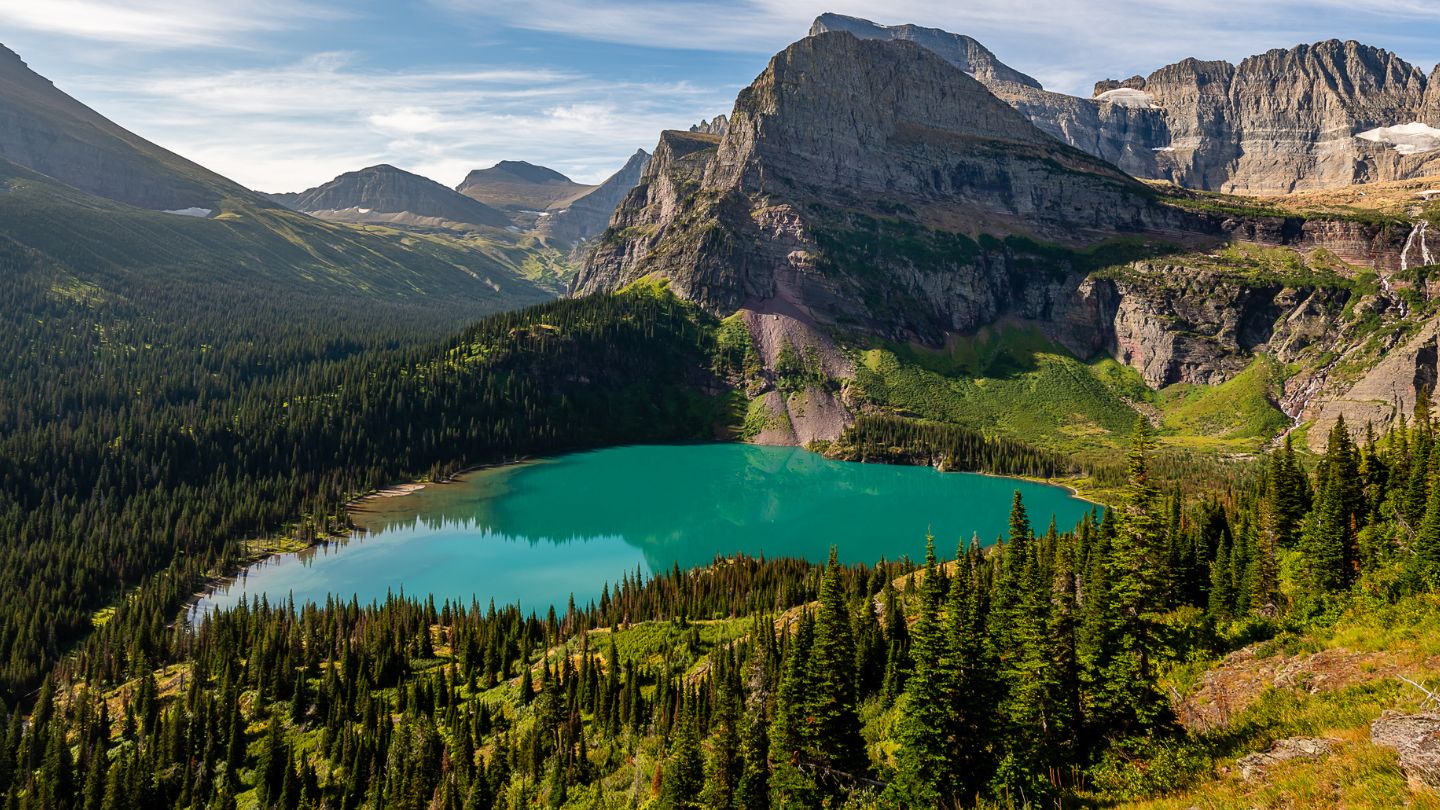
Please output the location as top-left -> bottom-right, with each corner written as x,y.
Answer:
0,259 -> 730,704
7,401 -> 1440,807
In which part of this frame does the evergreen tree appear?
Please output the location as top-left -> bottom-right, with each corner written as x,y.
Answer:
769,612 -> 816,806
659,712 -> 703,810
735,631 -> 772,810
1087,420 -> 1170,736
803,549 -> 868,787
889,538 -> 952,807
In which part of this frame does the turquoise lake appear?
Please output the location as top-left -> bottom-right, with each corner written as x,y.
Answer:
191,444 -> 1095,618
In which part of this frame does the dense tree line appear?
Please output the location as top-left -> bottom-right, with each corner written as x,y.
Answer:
828,414 -> 1073,478
6,399 -> 1440,807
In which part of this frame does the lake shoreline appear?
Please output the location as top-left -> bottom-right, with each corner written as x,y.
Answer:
184,456 -> 539,621
182,444 -> 1099,621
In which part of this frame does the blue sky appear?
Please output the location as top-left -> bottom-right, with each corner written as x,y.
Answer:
4,1 -> 1440,192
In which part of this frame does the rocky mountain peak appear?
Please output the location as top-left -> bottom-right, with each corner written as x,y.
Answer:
689,114 -> 730,137
808,13 -> 1042,90
457,160 -> 594,213
578,30 -> 1178,343
701,31 -> 1145,224
279,163 -> 511,229
467,160 -> 574,186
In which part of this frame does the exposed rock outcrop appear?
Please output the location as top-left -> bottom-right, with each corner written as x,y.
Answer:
1372,711 -> 1440,790
1090,264 -> 1347,387
1306,325 -> 1439,449
1235,737 -> 1337,781
274,164 -> 512,229
689,115 -> 730,137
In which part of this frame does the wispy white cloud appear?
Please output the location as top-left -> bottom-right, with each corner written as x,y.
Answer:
433,0 -> 1440,94
16,0 -> 1440,198
73,53 -> 733,190
0,0 -> 341,48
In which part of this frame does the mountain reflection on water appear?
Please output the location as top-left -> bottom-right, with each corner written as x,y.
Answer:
192,444 -> 1093,619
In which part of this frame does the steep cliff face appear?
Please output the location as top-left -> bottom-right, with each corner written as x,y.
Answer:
579,31 -> 1181,338
541,149 -> 651,248
825,16 -> 1440,193
1142,41 -> 1434,193
987,82 -> 1171,180
1080,264 -> 1350,388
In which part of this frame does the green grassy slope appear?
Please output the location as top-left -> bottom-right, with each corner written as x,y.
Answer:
0,158 -> 555,309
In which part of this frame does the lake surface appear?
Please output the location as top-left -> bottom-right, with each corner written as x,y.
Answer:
192,444 -> 1094,618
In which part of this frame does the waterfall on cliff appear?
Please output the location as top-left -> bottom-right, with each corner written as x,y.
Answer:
1402,220 -> 1433,272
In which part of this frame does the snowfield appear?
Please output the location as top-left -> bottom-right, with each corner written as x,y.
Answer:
1095,88 -> 1159,109
163,207 -> 212,218
1356,122 -> 1440,155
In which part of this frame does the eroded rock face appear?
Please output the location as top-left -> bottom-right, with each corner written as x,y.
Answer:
1071,265 -> 1348,388
825,16 -> 1440,193
578,31 -> 1180,333
1307,325 -> 1439,450
1147,41 -> 1435,193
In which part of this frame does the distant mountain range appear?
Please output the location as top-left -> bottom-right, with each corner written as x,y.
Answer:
271,155 -> 651,252
269,164 -> 513,231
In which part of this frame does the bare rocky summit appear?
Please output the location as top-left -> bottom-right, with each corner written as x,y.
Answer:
809,13 -> 1041,90
825,16 -> 1440,193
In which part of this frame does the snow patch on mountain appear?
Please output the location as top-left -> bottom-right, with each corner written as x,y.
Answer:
1356,122 -> 1440,156
1095,88 -> 1158,109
